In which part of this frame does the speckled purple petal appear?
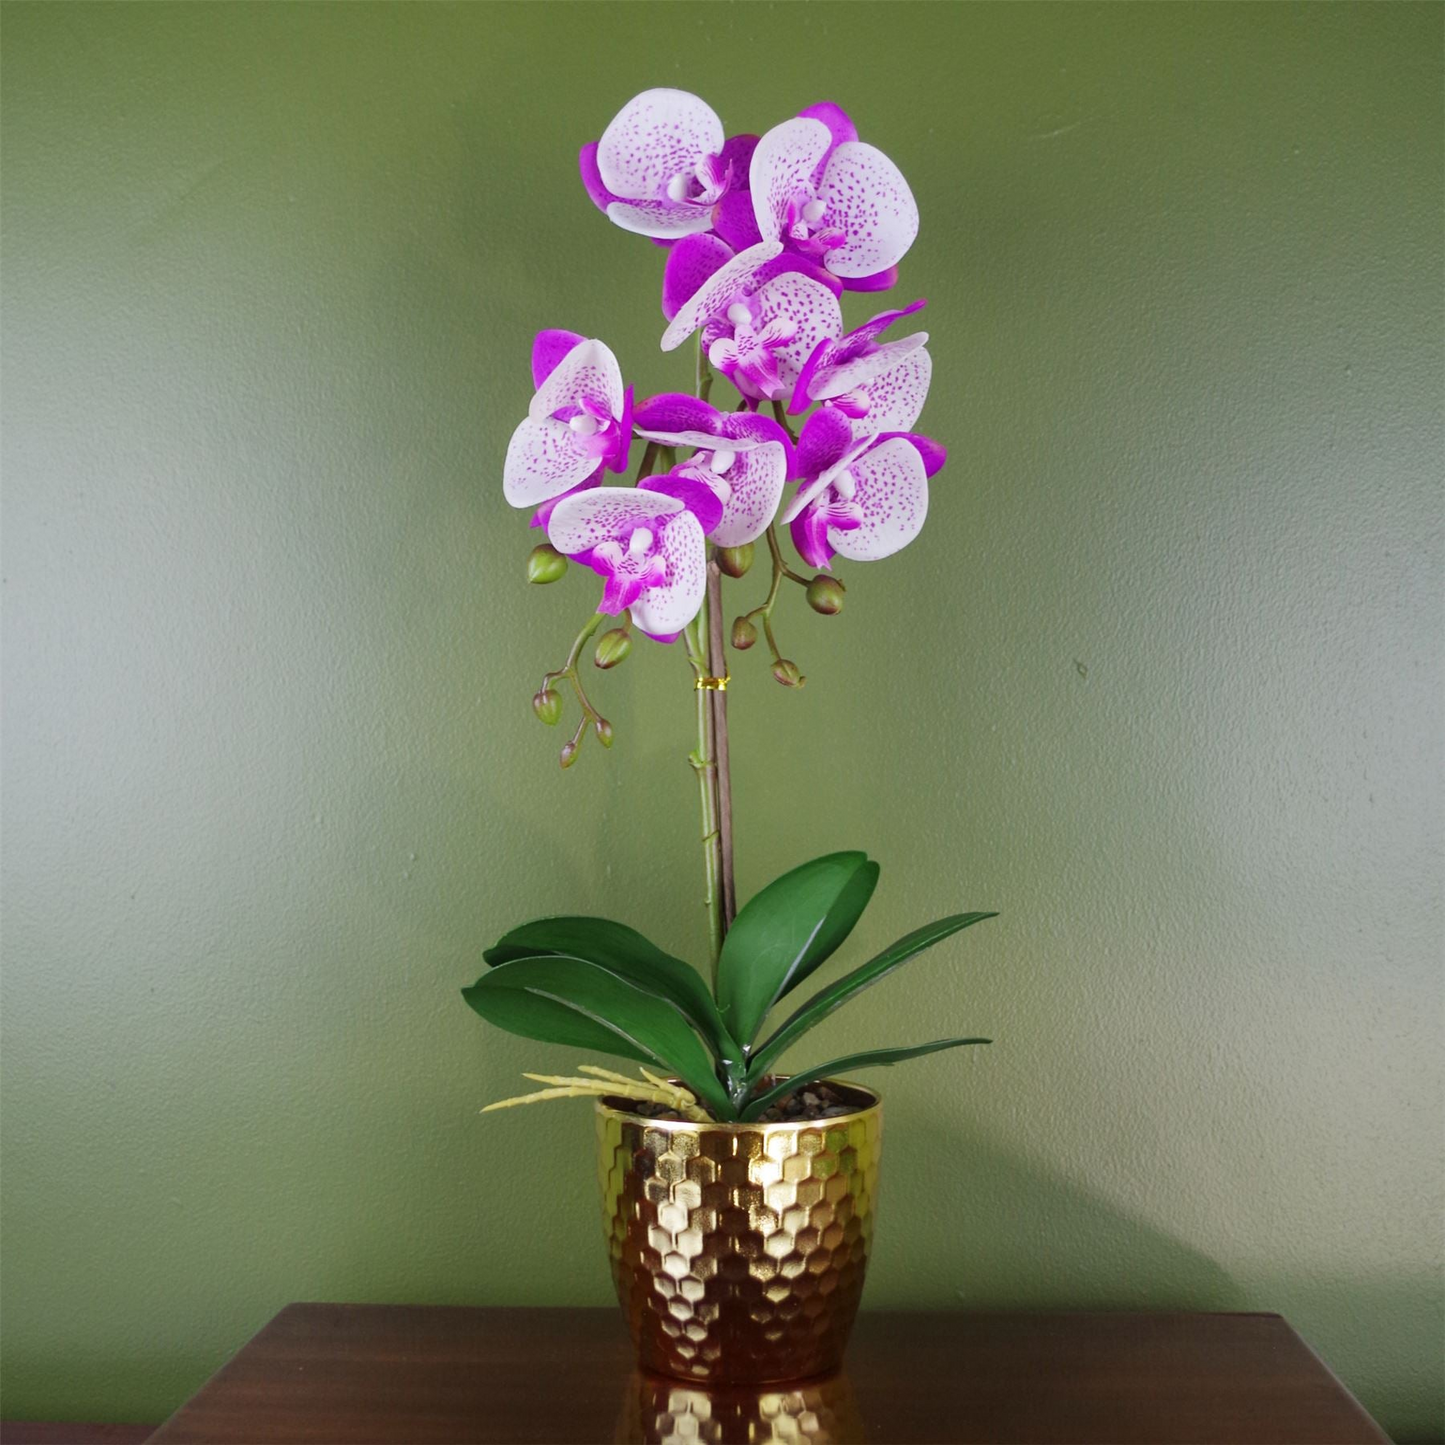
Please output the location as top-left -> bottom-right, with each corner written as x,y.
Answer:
661,240 -> 782,351
791,508 -> 834,571
841,348 -> 932,439
627,511 -> 707,637
873,429 -> 947,477
530,472 -> 602,530
712,190 -> 763,251
706,440 -> 787,547
661,234 -> 734,321
606,198 -> 717,239
717,409 -> 791,454
531,329 -> 586,391
829,436 -> 928,560
503,416 -> 601,508
529,338 -> 624,424
749,272 -> 843,401
750,117 -> 832,242
579,143 -> 619,214
752,252 -> 844,298
817,141 -> 919,278
546,485 -> 684,556
596,89 -> 724,202
813,332 -> 928,399
607,385 -> 634,473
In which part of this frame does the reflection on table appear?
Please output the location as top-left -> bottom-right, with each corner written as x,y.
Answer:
616,1369 -> 864,1444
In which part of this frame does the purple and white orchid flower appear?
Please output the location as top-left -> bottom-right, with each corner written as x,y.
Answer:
503,331 -> 633,525
779,407 -> 946,571
746,102 -> 919,292
789,299 -> 932,440
634,394 -> 792,547
658,238 -> 843,405
579,89 -> 757,242
546,484 -> 714,642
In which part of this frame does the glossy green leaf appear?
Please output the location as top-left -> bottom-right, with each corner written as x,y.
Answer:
484,915 -> 741,1068
746,912 -> 998,1081
739,1038 -> 991,1121
716,852 -> 879,1049
462,954 -> 735,1119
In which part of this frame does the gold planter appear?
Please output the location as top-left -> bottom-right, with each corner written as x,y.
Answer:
596,1080 -> 882,1385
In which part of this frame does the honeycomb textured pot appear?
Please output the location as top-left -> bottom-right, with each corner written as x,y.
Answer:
596,1080 -> 882,1384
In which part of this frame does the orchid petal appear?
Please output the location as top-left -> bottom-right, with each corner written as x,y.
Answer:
606,198 -> 718,240
797,102 -> 858,158
750,117 -> 832,243
546,485 -> 683,556
503,417 -> 601,508
712,190 -> 762,251
874,430 -> 947,477
817,141 -> 919,278
634,392 -> 721,438
840,265 -> 900,293
828,436 -> 928,561
529,473 -> 601,530
748,272 -> 843,401
790,508 -> 834,571
791,406 -> 856,483
643,471 -> 725,536
627,511 -> 707,637
753,252 -> 844,298
717,409 -> 791,454
661,234 -> 735,321
780,430 -> 875,522
530,330 -> 586,391
812,332 -> 927,399
596,89 -> 725,202
841,347 -> 933,439
529,338 -> 624,424
578,143 -> 619,215
661,240 -> 782,351
707,441 -> 788,547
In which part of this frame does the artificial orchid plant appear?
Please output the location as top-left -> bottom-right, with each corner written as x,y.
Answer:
467,90 -> 994,1123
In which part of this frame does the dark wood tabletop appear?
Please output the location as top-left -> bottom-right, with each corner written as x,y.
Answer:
131,1303 -> 1391,1444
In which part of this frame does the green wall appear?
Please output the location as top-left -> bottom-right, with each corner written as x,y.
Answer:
2,3 -> 1441,1436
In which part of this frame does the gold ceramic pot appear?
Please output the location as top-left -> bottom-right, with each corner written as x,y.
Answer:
596,1079 -> 882,1385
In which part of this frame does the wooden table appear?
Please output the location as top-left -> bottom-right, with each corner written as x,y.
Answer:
133,1304 -> 1390,1444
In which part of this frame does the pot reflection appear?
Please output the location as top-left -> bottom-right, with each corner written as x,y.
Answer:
615,1369 -> 864,1444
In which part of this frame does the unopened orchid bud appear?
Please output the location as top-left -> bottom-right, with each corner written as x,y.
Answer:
559,740 -> 580,768
806,575 -> 846,615
532,688 -> 562,726
594,628 -> 632,670
526,544 -> 568,585
731,617 -> 758,651
772,659 -> 804,688
717,544 -> 754,579
594,718 -> 614,748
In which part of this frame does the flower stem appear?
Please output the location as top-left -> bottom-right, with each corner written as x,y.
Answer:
542,612 -> 605,743
684,608 -> 724,981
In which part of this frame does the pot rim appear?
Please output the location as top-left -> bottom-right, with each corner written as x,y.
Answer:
594,1075 -> 882,1132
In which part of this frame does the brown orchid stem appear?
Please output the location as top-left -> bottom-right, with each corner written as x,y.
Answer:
706,559 -> 736,927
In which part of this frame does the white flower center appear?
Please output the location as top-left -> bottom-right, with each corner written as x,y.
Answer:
627,527 -> 654,558
568,413 -> 601,437
666,172 -> 692,203
832,469 -> 857,501
709,448 -> 736,475
801,198 -> 828,225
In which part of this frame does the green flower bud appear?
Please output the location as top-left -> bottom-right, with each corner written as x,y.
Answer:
526,544 -> 568,585
559,740 -> 579,769
717,544 -> 754,579
772,659 -> 805,688
594,628 -> 632,670
532,688 -> 562,726
731,616 -> 758,651
806,574 -> 846,615
594,717 -> 614,748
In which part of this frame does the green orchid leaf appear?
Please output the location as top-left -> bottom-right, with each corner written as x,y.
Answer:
717,852 -> 880,1049
463,954 -> 735,1120
746,912 -> 998,1081
739,1038 -> 991,1121
484,916 -> 741,1068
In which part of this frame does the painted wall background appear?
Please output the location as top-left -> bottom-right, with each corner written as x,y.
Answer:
2,2 -> 1440,1436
